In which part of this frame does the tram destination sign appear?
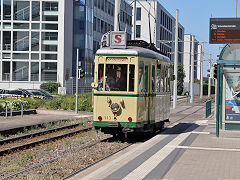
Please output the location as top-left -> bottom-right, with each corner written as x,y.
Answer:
209,18 -> 240,44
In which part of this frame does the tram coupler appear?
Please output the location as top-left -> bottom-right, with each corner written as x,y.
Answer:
122,127 -> 134,134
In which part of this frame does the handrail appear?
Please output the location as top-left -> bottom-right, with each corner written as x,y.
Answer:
0,101 -> 8,118
10,101 -> 24,117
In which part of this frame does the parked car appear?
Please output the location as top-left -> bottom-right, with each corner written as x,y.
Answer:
38,89 -> 62,99
0,89 -> 32,99
24,89 -> 53,99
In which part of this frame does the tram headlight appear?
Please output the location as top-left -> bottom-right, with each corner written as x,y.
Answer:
110,103 -> 120,113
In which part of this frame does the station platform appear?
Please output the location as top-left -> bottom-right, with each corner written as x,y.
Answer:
69,103 -> 240,180
0,109 -> 93,132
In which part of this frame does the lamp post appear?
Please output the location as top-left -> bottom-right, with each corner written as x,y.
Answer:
173,9 -> 179,109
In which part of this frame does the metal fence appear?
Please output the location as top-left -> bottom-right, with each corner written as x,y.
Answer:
205,100 -> 212,118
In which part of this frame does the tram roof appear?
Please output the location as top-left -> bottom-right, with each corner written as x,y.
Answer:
95,46 -> 170,63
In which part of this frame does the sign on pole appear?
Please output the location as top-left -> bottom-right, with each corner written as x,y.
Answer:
210,18 -> 240,44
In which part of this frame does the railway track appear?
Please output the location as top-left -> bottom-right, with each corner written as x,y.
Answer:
1,136 -> 131,180
0,123 -> 92,156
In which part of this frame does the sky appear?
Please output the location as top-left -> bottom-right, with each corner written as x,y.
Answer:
159,0 -> 238,76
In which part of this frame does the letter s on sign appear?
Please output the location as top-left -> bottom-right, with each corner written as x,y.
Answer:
114,35 -> 122,43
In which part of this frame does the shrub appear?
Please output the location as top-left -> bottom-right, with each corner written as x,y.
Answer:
24,98 -> 43,109
44,98 -> 62,109
40,81 -> 60,93
61,97 -> 75,110
1,93 -> 93,112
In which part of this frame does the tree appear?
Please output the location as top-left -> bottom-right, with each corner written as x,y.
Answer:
170,62 -> 186,95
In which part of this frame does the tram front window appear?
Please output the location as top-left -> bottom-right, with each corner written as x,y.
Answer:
105,64 -> 127,91
98,64 -> 104,91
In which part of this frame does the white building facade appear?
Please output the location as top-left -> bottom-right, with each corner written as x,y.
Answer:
0,0 -> 77,90
129,0 -> 184,62
183,34 -> 202,92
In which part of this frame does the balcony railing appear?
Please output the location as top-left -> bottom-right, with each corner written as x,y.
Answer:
14,36 -> 29,51
14,6 -> 30,20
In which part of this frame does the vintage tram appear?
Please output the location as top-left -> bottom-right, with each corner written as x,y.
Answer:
91,32 -> 171,136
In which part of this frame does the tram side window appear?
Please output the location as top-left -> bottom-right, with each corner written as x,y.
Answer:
129,65 -> 135,91
98,64 -> 104,91
105,64 -> 127,91
145,65 -> 149,91
139,62 -> 144,92
165,68 -> 168,92
162,66 -> 165,92
156,64 -> 162,92
167,67 -> 170,92
152,65 -> 155,91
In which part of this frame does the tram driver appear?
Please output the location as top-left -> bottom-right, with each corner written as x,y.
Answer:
106,66 -> 117,91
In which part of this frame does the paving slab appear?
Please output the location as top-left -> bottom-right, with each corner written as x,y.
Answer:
0,110 -> 93,132
163,149 -> 240,180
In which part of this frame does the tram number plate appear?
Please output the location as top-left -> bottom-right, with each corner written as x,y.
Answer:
105,116 -> 112,120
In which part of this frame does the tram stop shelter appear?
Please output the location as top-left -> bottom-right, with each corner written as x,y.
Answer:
216,44 -> 240,137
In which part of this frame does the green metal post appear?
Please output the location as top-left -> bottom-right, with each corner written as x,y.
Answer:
219,68 -> 223,129
216,64 -> 220,137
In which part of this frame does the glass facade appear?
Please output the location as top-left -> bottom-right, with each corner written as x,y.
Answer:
72,0 -> 93,78
0,0 -> 59,82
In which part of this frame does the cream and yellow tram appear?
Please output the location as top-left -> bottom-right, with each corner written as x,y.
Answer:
91,40 -> 171,135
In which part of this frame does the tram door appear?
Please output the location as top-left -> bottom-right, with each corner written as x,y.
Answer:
144,64 -> 150,124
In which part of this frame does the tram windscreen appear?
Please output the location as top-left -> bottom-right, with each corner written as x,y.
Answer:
98,64 -> 104,91
105,64 -> 127,91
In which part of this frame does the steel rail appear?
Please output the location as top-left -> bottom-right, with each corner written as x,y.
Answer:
0,122 -> 85,145
1,136 -> 121,180
0,126 -> 92,156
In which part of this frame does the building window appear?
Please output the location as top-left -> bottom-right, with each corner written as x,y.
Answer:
2,61 -> 10,81
42,2 -> 58,21
3,0 -> 11,20
3,23 -> 11,29
41,54 -> 57,60
101,0 -> 104,11
31,53 -> 39,60
41,45 -> 57,51
31,32 -> 39,51
101,20 -> 104,33
32,1 -> 40,21
3,53 -> 11,59
41,62 -> 57,81
13,1 -> 30,21
42,32 -> 58,40
13,53 -> 29,59
3,31 -> 11,50
31,62 -> 39,81
136,25 -> 141,38
136,8 -> 141,20
13,31 -> 29,51
93,17 -> 96,31
13,23 -> 29,29
108,2 -> 111,15
42,2 -> 58,11
12,61 -> 29,81
42,24 -> 58,30
32,23 -> 40,29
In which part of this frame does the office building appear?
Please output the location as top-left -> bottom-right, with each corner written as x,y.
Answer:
93,0 -> 132,54
129,0 -> 184,62
0,0 -> 77,91
183,34 -> 202,91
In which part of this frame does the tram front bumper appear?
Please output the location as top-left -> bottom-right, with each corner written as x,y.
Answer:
92,121 -> 144,128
